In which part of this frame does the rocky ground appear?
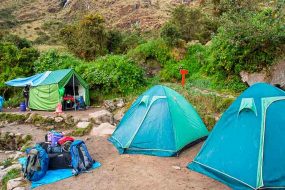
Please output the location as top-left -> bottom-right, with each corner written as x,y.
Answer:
0,98 -> 229,190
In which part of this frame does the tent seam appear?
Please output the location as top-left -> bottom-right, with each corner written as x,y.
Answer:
257,96 -> 285,188
162,86 -> 178,152
192,160 -> 256,190
124,96 -> 166,148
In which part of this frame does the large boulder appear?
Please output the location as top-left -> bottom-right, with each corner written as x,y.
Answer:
240,58 -> 285,88
89,110 -> 114,124
90,123 -> 115,136
240,70 -> 268,86
269,59 -> 285,88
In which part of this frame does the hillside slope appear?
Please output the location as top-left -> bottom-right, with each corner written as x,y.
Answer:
0,0 -> 199,44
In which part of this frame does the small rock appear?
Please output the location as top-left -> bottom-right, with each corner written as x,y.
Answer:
46,125 -> 55,130
114,109 -> 125,123
54,117 -> 64,123
7,177 -> 23,190
13,187 -> 26,190
4,151 -> 14,154
89,110 -> 114,125
76,121 -> 91,129
90,123 -> 115,136
85,137 -> 91,141
172,166 -> 181,170
80,117 -> 89,122
25,112 -> 36,123
103,100 -> 116,111
116,98 -> 125,108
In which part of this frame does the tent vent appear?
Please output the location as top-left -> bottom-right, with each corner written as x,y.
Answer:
238,98 -> 257,116
139,95 -> 150,106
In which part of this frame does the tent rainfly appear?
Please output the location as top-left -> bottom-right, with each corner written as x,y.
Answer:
188,83 -> 285,190
5,69 -> 90,111
109,85 -> 209,157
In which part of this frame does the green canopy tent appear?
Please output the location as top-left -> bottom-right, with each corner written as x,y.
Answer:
6,69 -> 90,111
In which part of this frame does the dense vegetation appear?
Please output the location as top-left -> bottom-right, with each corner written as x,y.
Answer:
0,0 -> 284,107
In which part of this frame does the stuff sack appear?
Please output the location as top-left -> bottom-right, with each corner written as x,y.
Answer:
70,140 -> 95,175
58,136 -> 74,145
48,152 -> 72,170
23,145 -> 49,181
46,131 -> 64,147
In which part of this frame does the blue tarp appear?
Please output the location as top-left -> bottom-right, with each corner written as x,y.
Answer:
5,72 -> 51,87
19,157 -> 101,189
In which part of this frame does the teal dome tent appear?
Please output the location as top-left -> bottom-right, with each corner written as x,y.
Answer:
109,85 -> 209,157
188,83 -> 285,189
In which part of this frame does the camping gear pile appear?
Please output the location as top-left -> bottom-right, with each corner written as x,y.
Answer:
22,131 -> 95,182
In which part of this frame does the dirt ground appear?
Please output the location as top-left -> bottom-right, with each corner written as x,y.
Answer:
36,136 -> 229,190
0,123 -> 229,190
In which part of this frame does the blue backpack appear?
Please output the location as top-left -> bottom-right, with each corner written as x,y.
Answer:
23,144 -> 49,181
70,140 -> 94,175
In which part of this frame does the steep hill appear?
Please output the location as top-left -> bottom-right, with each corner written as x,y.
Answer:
0,0 -> 200,46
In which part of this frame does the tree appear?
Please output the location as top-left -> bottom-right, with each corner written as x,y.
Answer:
166,5 -> 218,44
60,14 -> 108,60
207,2 -> 285,76
160,22 -> 181,46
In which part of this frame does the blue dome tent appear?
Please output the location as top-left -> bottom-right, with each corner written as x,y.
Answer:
109,85 -> 209,157
188,83 -> 285,189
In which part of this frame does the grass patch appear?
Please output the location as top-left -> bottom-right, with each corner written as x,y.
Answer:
165,82 -> 235,130
0,7 -> 18,29
1,168 -> 21,190
0,158 -> 13,168
0,113 -> 28,124
69,123 -> 93,137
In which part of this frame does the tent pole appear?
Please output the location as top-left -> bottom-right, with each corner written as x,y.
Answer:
73,74 -> 76,111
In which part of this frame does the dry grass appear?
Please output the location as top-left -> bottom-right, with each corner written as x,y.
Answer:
1,0 -> 202,49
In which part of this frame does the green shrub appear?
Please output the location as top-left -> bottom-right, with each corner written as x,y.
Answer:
0,39 -> 39,95
60,14 -> 108,60
80,55 -> 146,94
128,39 -> 173,65
168,5 -> 218,43
3,95 -> 24,108
33,49 -> 83,73
207,6 -> 285,77
160,22 -> 181,46
159,44 -> 207,81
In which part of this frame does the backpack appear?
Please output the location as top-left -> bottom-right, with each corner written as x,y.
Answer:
70,140 -> 94,175
23,145 -> 49,181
